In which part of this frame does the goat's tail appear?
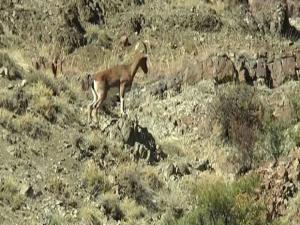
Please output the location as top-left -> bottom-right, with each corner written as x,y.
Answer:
81,73 -> 93,91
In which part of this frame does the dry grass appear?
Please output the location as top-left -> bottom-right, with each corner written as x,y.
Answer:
0,177 -> 25,211
47,212 -> 65,225
120,198 -> 146,222
14,113 -> 49,138
0,105 -> 49,138
0,108 -> 14,128
47,176 -> 68,197
80,204 -> 103,225
82,160 -> 110,194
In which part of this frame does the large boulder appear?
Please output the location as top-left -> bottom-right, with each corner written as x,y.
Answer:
212,55 -> 238,84
105,117 -> 163,163
183,54 -> 238,85
268,55 -> 297,88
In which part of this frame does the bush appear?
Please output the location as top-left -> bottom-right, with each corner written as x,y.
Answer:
212,85 -> 262,171
0,177 -> 25,211
0,108 -> 49,139
14,113 -> 50,139
101,194 -> 124,221
0,108 -> 14,128
116,165 -> 156,211
259,119 -> 298,161
120,198 -> 146,221
174,175 -> 268,225
82,160 -> 110,196
80,205 -> 103,225
47,177 -> 68,197
26,77 -> 81,125
0,89 -> 29,115
288,85 -> 300,122
0,53 -> 23,80
47,213 -> 64,225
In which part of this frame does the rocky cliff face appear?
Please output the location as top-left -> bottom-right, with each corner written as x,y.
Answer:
0,0 -> 300,224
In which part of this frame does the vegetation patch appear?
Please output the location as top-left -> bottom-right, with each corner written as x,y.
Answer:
82,160 -> 111,196
172,175 -> 269,225
0,177 -> 25,211
80,205 -> 104,225
212,85 -> 262,172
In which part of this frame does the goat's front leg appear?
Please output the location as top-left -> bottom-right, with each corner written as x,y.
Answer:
120,82 -> 126,116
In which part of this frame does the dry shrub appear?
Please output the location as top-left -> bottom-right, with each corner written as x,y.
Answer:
0,52 -> 23,80
101,193 -> 124,221
212,85 -> 262,172
0,177 -> 25,211
0,106 -> 49,139
80,205 -> 103,225
120,198 -> 146,221
47,177 -> 68,197
115,164 -> 156,211
14,113 -> 50,139
0,108 -> 14,128
82,160 -> 110,195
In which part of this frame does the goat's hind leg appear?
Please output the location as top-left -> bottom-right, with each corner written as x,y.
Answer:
88,86 -> 98,124
93,81 -> 107,122
120,83 -> 126,116
93,90 -> 107,122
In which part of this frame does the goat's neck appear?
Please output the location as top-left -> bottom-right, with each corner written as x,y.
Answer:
130,57 -> 141,79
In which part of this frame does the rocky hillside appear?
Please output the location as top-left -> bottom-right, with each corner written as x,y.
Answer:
1,0 -> 300,225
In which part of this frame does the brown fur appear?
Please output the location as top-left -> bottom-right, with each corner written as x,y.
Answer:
87,51 -> 148,123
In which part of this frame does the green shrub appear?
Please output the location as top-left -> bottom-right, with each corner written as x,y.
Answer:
287,85 -> 300,122
259,119 -> 298,161
174,175 -> 268,225
261,121 -> 286,161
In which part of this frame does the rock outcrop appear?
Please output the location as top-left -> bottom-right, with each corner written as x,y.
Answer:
257,150 -> 300,221
185,51 -> 300,88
